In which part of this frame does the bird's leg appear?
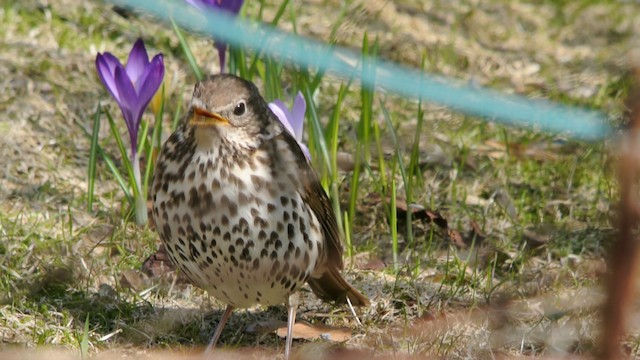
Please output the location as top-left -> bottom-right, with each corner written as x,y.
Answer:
284,294 -> 298,360
204,305 -> 234,354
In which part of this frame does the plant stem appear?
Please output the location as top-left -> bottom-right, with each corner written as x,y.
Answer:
132,153 -> 148,226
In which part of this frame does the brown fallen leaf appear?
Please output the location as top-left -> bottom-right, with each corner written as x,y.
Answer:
120,269 -> 146,291
394,198 -> 448,230
523,229 -> 550,249
360,257 -> 387,271
276,321 -> 352,342
465,220 -> 487,247
140,244 -> 192,285
447,221 -> 487,250
493,188 -> 518,220
345,251 -> 387,271
448,229 -> 466,249
141,244 -> 177,278
364,193 -> 488,251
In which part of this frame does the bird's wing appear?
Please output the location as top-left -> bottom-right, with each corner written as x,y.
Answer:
274,130 -> 344,270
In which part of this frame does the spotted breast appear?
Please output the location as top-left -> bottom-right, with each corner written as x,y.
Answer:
152,124 -> 324,307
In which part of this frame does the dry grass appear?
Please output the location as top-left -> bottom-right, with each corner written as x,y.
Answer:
1,0 -> 638,358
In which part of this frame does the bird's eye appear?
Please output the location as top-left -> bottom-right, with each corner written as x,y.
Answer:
233,101 -> 246,116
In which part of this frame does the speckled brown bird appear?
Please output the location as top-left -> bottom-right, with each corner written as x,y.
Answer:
151,74 -> 369,358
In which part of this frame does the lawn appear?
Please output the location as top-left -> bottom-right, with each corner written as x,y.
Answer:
0,0 -> 636,358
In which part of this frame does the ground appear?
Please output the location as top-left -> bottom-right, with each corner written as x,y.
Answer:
0,0 -> 637,359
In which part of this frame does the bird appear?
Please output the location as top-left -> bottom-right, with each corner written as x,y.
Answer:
150,74 -> 369,359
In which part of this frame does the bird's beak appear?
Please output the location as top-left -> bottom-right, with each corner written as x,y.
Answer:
190,107 -> 230,126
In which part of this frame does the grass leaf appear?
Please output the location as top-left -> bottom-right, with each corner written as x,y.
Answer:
87,103 -> 101,211
79,314 -> 90,359
172,18 -> 203,81
104,108 -> 139,200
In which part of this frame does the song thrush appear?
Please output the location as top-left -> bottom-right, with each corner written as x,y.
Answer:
151,74 -> 369,358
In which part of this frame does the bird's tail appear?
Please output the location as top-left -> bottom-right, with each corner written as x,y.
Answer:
307,267 -> 369,306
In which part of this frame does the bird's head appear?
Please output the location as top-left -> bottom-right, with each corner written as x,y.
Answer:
187,74 -> 279,151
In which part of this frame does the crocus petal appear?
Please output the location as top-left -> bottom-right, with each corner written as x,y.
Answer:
188,0 -> 243,13
299,143 -> 311,161
185,0 -> 206,10
126,38 -> 150,89
136,55 -> 165,113
269,97 -> 310,160
222,0 -> 244,14
96,52 -> 122,102
290,91 -> 306,140
114,65 -> 140,150
269,100 -> 295,137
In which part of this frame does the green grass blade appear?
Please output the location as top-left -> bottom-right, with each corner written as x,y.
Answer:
408,54 -> 428,184
348,34 -> 377,239
344,211 -> 352,260
87,103 -> 101,212
326,83 -> 349,238
230,45 -> 248,78
303,85 -> 331,173
102,154 -> 133,204
104,108 -> 139,200
372,115 -> 387,189
408,98 -> 425,181
257,0 -> 264,21
390,176 -> 398,270
262,57 -> 283,101
358,34 -> 378,164
171,18 -> 203,81
271,0 -> 289,26
288,0 -> 298,34
327,84 -> 349,175
309,66 -> 327,94
137,118 -> 150,157
347,146 -> 361,241
80,314 -> 89,359
74,118 -> 133,204
380,100 -> 413,245
244,0 -> 290,81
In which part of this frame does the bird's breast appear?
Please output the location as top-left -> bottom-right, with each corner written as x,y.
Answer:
152,146 -> 324,308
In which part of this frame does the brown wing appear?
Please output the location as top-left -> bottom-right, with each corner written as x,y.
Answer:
275,130 -> 369,306
275,131 -> 343,267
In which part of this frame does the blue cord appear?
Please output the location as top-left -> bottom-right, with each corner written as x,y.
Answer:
108,0 -> 613,141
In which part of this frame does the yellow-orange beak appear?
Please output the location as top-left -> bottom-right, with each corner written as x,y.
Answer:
190,107 -> 230,126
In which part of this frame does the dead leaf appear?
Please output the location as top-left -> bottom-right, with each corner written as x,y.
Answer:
448,229 -> 466,249
276,321 -> 352,342
361,257 -> 386,271
395,199 -> 449,230
120,269 -> 146,291
493,188 -> 518,219
346,251 -> 387,271
523,229 -> 550,249
418,143 -> 452,168
466,220 -> 487,246
142,244 -> 175,277
365,193 -> 487,251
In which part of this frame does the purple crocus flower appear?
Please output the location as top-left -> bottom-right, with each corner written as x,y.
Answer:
96,38 -> 164,158
269,92 -> 311,160
95,38 -> 164,226
185,0 -> 244,73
